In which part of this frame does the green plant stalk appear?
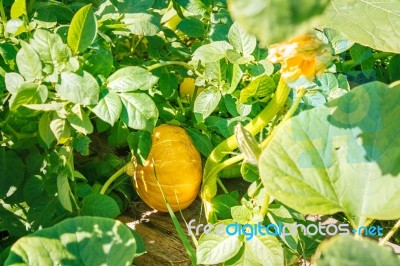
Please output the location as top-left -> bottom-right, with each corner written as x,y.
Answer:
201,78 -> 290,222
100,162 -> 129,194
261,87 -> 306,150
379,219 -> 400,246
343,51 -> 394,69
147,61 -> 204,79
0,0 -> 6,26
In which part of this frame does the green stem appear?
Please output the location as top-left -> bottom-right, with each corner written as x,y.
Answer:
201,78 -> 290,222
100,163 -> 129,194
216,178 -> 228,194
261,87 -> 306,149
0,0 -> 6,26
379,219 -> 400,246
259,192 -> 270,217
177,96 -> 185,115
343,52 -> 394,69
147,61 -> 204,79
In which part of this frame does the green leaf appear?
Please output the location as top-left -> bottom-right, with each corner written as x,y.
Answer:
5,72 -> 24,93
231,206 -> 253,224
16,41 -> 42,82
30,29 -> 71,68
107,66 -> 159,92
194,87 -> 221,122
119,92 -> 158,131
228,22 -> 256,55
10,0 -> 27,19
67,104 -> 93,135
123,13 -> 161,36
239,75 -> 276,104
5,18 -> 26,36
197,220 -> 243,264
127,130 -> 152,165
0,148 -> 25,199
108,121 -> 130,147
186,127 -> 214,157
82,44 -> 113,77
240,163 -> 259,182
176,0 -> 211,15
322,28 -> 354,55
321,0 -> 400,53
177,17 -> 206,38
259,81 -> 400,223
39,112 -> 56,148
9,83 -> 48,116
315,236 -> 400,266
71,134 -> 91,156
244,235 -> 284,266
228,0 -> 330,46
56,71 -> 99,105
57,173 -> 73,212
81,193 -> 120,218
92,90 -> 122,126
212,192 -> 240,219
50,115 -> 71,143
67,4 -> 97,54
192,41 -> 232,63
4,216 -> 137,265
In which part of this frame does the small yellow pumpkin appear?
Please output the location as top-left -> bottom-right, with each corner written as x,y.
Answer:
179,78 -> 204,103
133,124 -> 202,212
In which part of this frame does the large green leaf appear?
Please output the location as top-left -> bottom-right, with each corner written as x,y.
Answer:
0,148 -> 25,199
119,92 -> 158,131
4,216 -> 137,266
123,13 -> 161,36
9,83 -> 48,116
10,0 -> 27,19
67,105 -> 93,135
107,66 -> 158,92
56,71 -> 99,105
259,81 -> 400,224
81,193 -> 120,218
314,236 -> 400,266
192,41 -> 233,63
321,0 -> 400,53
228,22 -> 256,56
228,0 -> 329,47
194,87 -> 222,122
197,220 -> 243,264
92,90 -> 122,126
30,29 -> 71,67
16,41 -> 42,82
67,4 -> 97,54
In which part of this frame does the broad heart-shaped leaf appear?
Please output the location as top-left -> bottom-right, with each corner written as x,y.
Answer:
259,81 -> 400,224
123,13 -> 161,36
67,4 -> 97,54
228,0 -> 329,47
81,193 -> 120,218
240,74 -> 276,104
192,41 -> 233,63
16,41 -> 42,82
177,17 -> 206,38
119,92 -> 158,131
4,216 -> 137,266
321,0 -> 400,53
228,22 -> 256,56
56,71 -> 99,105
314,236 -> 400,266
107,66 -> 158,92
0,148 -> 25,199
197,220 -> 243,264
92,90 -> 122,126
194,87 -> 222,122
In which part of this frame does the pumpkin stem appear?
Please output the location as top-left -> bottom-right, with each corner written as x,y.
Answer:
100,161 -> 133,194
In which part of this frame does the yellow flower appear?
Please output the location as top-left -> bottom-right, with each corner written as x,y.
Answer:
267,34 -> 333,87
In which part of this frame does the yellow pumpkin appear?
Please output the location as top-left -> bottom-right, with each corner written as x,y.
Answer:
133,124 -> 202,212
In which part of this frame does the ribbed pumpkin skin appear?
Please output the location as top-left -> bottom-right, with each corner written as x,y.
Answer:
133,124 -> 202,212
